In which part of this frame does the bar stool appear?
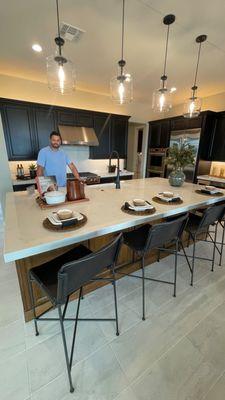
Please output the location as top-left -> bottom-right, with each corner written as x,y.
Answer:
122,213 -> 188,321
184,203 -> 225,285
28,234 -> 122,393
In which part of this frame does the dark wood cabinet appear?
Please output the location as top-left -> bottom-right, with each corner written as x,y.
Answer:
90,115 -> 111,159
33,107 -> 56,154
1,103 -> 35,160
148,120 -> 170,148
111,117 -> 128,158
76,111 -> 93,127
170,115 -> 202,131
0,98 -> 130,162
210,113 -> 225,161
56,109 -> 75,126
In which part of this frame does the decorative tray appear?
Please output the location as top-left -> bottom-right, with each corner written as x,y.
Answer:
195,189 -> 224,197
43,213 -> 87,231
121,202 -> 156,216
36,196 -> 89,209
152,196 -> 183,205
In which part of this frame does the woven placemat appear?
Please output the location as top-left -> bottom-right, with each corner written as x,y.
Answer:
152,196 -> 183,205
121,205 -> 156,216
36,196 -> 89,209
195,189 -> 224,197
43,214 -> 87,231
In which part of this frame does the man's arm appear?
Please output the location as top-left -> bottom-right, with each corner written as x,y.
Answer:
37,165 -> 44,176
68,162 -> 80,180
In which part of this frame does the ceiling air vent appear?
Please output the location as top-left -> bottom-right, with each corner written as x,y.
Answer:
60,22 -> 85,42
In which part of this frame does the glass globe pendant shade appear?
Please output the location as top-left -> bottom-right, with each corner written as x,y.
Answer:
46,52 -> 76,95
152,87 -> 172,113
183,96 -> 202,118
110,71 -> 133,105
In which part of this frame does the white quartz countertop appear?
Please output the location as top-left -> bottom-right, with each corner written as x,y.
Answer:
12,178 -> 36,186
197,175 -> 225,184
4,177 -> 225,263
11,170 -> 134,186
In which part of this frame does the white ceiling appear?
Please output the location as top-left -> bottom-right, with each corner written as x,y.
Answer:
1,0 -> 225,105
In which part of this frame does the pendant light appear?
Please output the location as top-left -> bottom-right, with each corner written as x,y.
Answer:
46,0 -> 75,94
183,35 -> 207,118
152,14 -> 175,113
110,0 -> 133,105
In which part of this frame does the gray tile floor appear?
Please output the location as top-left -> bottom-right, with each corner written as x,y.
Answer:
1,221 -> 225,400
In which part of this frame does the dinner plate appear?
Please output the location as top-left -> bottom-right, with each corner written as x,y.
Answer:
48,211 -> 84,226
126,200 -> 154,211
155,193 -> 182,203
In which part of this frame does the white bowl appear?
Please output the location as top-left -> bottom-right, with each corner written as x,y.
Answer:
44,191 -> 66,205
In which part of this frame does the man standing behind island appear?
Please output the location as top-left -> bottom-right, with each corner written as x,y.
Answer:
37,131 -> 80,187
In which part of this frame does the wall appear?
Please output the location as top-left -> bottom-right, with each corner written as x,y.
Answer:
9,152 -> 125,179
0,74 -> 149,123
0,115 -> 12,217
127,122 -> 148,178
151,90 -> 225,121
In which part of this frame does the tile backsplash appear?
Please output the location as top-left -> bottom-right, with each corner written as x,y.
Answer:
9,146 -> 125,179
210,162 -> 225,178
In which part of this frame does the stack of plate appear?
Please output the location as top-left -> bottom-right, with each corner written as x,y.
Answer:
47,209 -> 83,227
125,199 -> 154,211
155,191 -> 182,203
200,185 -> 222,195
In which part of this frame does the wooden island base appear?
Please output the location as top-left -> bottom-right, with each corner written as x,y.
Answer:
16,228 -> 190,322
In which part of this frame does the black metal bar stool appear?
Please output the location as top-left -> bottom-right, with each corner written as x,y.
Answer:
28,234 -> 122,393
121,213 -> 188,321
184,203 -> 225,285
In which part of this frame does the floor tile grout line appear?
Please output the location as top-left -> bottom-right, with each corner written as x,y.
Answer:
129,295 -> 225,390
200,367 -> 225,400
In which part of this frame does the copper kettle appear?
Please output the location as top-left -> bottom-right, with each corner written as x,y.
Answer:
66,179 -> 85,201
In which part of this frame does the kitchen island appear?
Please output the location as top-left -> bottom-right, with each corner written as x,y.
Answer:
3,177 -> 225,321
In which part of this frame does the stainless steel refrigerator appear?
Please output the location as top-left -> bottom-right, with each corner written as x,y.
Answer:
167,128 -> 201,182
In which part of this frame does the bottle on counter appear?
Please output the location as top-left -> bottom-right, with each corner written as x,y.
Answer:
20,164 -> 24,176
17,164 -> 22,177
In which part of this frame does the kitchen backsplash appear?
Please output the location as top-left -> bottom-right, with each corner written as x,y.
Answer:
9,146 -> 125,178
210,161 -> 225,178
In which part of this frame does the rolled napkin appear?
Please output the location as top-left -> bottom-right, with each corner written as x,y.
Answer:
124,200 -> 154,211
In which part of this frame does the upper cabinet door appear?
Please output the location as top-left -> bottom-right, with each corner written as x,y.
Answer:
111,117 -> 128,158
33,107 -> 56,154
76,111 -> 93,127
148,120 -> 170,148
56,109 -> 76,126
1,104 -> 35,160
89,115 -> 111,159
210,114 -> 225,161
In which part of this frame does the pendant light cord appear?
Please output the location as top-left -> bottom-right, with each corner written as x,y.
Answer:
121,0 -> 125,61
192,42 -> 202,96
163,24 -> 170,78
56,0 -> 62,55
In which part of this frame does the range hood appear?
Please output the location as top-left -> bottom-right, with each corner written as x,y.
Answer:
58,125 -> 99,146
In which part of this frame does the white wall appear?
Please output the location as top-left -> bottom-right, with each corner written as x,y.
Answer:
0,114 -> 12,217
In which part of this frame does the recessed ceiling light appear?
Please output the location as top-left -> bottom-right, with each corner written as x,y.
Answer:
32,44 -> 42,53
170,87 -> 177,93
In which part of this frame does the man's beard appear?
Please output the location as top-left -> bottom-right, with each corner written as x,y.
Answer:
51,143 -> 60,149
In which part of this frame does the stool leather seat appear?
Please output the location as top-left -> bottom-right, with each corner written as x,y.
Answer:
30,245 -> 92,301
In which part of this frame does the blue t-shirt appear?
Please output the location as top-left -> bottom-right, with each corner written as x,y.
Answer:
37,146 -> 71,187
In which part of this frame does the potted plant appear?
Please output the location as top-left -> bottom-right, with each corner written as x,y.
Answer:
29,163 -> 37,179
166,143 -> 195,186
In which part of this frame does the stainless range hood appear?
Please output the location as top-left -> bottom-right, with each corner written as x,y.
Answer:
58,125 -> 99,146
